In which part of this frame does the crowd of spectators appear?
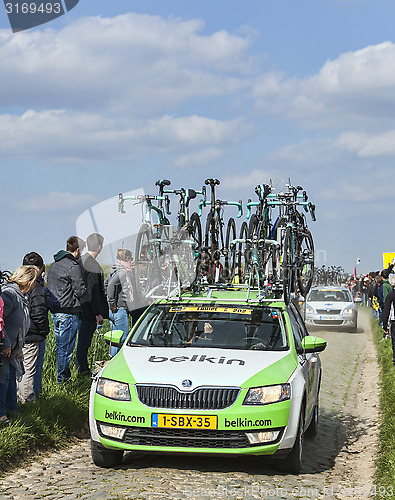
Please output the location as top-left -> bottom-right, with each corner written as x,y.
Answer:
0,233 -> 144,426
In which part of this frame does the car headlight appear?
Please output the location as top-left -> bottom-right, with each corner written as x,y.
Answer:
343,307 -> 355,315
243,384 -> 291,405
305,304 -> 314,314
96,378 -> 131,401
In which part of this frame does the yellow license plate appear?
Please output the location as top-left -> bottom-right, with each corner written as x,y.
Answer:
151,413 -> 218,429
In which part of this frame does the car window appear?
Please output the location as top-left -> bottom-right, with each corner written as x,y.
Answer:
127,303 -> 288,351
308,289 -> 352,302
287,306 -> 305,350
290,303 -> 309,338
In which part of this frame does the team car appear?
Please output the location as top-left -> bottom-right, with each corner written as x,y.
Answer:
303,286 -> 359,331
89,286 -> 326,473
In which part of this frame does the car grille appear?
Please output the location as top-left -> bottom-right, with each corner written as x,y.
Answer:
136,385 -> 240,410
122,427 -> 250,448
316,309 -> 341,315
314,320 -> 343,325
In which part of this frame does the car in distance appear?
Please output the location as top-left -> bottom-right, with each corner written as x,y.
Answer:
89,286 -> 326,473
303,286 -> 359,331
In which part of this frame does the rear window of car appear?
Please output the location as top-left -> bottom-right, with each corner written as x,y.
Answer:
127,303 -> 288,351
308,289 -> 352,302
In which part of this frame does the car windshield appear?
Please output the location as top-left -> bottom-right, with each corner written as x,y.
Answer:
308,289 -> 352,302
127,304 -> 288,350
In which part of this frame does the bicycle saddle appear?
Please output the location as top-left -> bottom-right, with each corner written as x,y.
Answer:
155,179 -> 171,187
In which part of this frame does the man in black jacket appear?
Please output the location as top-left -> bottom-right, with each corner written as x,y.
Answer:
77,233 -> 109,376
47,237 -> 86,383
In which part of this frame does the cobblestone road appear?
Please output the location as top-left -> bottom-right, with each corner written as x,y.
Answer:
0,310 -> 379,500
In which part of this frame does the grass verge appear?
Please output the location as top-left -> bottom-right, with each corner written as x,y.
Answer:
0,319 -> 111,472
371,315 -> 395,494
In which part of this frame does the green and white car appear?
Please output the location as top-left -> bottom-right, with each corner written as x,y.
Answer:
89,286 -> 326,473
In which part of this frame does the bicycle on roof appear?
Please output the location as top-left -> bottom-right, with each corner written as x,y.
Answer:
197,178 -> 243,284
236,183 -> 278,285
118,187 -> 172,303
273,183 -> 316,303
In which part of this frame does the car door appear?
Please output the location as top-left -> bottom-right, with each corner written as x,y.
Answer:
288,304 -> 320,421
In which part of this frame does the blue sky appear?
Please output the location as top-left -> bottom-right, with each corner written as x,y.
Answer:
0,0 -> 394,274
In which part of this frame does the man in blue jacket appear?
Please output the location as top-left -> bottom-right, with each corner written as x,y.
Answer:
47,236 -> 86,383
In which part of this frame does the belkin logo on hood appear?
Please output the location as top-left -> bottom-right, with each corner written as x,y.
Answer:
148,354 -> 245,366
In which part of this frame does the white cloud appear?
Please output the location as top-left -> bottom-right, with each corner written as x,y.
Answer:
174,148 -> 224,168
336,130 -> 395,157
221,169 -> 277,190
25,191 -> 97,211
0,110 -> 252,162
253,42 -> 395,128
0,13 -> 253,116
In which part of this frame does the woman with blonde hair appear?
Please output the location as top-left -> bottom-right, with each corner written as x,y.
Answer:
0,265 -> 40,425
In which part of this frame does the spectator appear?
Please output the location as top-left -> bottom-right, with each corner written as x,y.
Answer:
361,277 -> 370,307
47,236 -> 86,383
373,274 -> 384,326
0,266 -> 39,425
105,248 -> 134,356
383,274 -> 395,358
382,269 -> 393,303
17,252 -> 60,402
77,233 -> 109,376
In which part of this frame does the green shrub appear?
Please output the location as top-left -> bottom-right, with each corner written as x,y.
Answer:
0,318 -> 111,470
371,317 -> 395,494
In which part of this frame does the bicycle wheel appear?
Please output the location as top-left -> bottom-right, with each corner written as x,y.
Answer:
135,225 -> 161,302
203,213 -> 218,283
188,212 -> 202,257
297,230 -> 314,296
281,227 -> 293,305
224,217 -> 236,281
248,214 -> 267,277
237,221 -> 249,284
248,214 -> 266,239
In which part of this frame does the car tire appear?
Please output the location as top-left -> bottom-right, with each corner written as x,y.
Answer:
277,404 -> 305,473
305,400 -> 318,439
91,439 -> 123,468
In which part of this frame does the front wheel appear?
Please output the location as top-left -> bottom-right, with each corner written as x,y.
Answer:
297,230 -> 314,297
281,227 -> 294,305
91,440 -> 123,468
135,224 -> 161,302
224,218 -> 236,281
277,404 -> 305,473
237,221 -> 249,284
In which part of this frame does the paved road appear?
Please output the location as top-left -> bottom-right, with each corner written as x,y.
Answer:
0,310 -> 379,500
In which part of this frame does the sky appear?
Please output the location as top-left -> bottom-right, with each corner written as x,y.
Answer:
0,0 -> 394,274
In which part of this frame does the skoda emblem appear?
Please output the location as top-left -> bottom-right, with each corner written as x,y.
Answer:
182,379 -> 192,388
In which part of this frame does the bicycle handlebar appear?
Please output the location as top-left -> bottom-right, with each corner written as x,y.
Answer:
198,199 -> 243,218
118,193 -> 168,213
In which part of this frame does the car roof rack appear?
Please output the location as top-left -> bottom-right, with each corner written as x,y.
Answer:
145,278 -> 284,304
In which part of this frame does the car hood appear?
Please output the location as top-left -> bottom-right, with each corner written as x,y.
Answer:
115,347 -> 293,390
307,301 -> 355,310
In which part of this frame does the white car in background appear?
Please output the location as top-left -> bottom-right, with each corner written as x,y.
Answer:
303,286 -> 360,332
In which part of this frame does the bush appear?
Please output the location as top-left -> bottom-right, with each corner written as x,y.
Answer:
371,316 -> 395,494
0,318 -> 111,471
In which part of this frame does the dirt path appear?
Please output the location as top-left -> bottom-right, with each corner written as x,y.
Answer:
0,309 -> 380,499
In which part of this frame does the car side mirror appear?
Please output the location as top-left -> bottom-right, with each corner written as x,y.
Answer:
297,335 -> 326,354
354,297 -> 363,303
104,330 -> 125,348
